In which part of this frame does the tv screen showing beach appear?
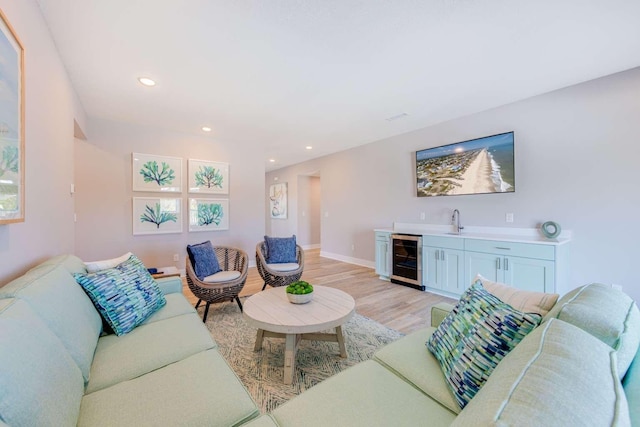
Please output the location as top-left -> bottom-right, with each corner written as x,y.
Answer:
416,132 -> 515,197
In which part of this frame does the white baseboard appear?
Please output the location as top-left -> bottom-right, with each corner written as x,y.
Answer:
319,251 -> 375,269
301,243 -> 321,250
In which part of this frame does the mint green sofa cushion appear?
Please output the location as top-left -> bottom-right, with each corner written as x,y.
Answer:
240,414 -> 280,427
272,360 -> 456,427
374,326 -> 460,414
154,275 -> 183,295
30,254 -> 88,275
623,352 -> 640,426
0,299 -> 84,427
451,318 -> 630,427
140,292 -> 197,325
544,283 -> 640,378
86,312 -> 216,393
78,349 -> 259,427
0,264 -> 101,383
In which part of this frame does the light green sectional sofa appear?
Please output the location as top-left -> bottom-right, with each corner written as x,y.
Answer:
2,254 -> 639,426
0,255 -> 261,426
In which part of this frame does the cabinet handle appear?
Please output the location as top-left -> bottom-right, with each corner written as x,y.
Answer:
505,258 -> 509,271
497,258 -> 501,270
435,250 -> 439,261
440,250 -> 444,260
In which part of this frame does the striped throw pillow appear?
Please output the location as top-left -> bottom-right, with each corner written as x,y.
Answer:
74,254 -> 166,336
427,281 -> 542,409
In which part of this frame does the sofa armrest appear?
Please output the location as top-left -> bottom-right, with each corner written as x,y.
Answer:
430,302 -> 455,327
155,276 -> 183,295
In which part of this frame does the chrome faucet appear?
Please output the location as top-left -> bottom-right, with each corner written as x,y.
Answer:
452,209 -> 464,234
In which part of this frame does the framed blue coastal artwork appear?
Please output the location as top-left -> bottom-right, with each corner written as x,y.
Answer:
188,198 -> 229,232
132,153 -> 182,192
0,9 -> 25,224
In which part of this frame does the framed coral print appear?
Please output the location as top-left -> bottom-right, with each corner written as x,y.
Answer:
269,183 -> 287,219
188,159 -> 229,194
132,153 -> 182,192
133,197 -> 183,235
189,198 -> 229,232
0,9 -> 25,224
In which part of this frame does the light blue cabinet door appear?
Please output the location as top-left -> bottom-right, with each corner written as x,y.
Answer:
423,246 -> 439,288
441,249 -> 465,294
375,239 -> 390,278
503,256 -> 555,293
465,251 -> 502,285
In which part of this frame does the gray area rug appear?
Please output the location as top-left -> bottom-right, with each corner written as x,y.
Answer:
200,298 -> 404,413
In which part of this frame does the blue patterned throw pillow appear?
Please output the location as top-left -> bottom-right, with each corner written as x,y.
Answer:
187,241 -> 221,280
427,280 -> 542,409
264,235 -> 297,263
74,254 -> 166,336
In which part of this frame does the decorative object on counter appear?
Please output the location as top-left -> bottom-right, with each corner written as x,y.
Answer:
188,198 -> 229,232
0,9 -> 25,225
286,281 -> 314,304
132,153 -> 182,192
540,221 -> 561,239
269,182 -> 287,219
188,159 -> 229,194
132,197 -> 182,235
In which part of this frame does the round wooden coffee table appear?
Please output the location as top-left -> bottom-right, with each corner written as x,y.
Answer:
243,286 -> 356,384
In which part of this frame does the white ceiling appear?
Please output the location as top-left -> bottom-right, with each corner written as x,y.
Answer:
36,0 -> 640,171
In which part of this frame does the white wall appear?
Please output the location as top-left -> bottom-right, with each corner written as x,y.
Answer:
74,118 -> 265,270
0,0 -> 86,284
266,67 -> 640,301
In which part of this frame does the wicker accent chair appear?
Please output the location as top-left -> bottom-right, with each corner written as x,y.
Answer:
255,241 -> 305,291
185,246 -> 248,322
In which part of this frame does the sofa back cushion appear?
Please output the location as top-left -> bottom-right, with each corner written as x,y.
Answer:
543,283 -> 640,378
0,299 -> 84,426
451,318 -> 630,427
623,350 -> 640,426
0,263 -> 102,383
30,254 -> 88,275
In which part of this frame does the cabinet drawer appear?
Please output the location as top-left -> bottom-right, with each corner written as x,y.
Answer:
423,235 -> 464,250
464,239 -> 555,260
375,231 -> 391,241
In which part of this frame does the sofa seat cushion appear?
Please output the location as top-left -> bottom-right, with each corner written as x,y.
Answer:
0,264 -> 102,383
241,415 -> 280,427
140,293 -> 197,325
78,349 -> 260,427
74,254 -> 166,336
0,299 -> 84,427
427,281 -> 542,409
451,318 -> 630,427
271,360 -> 456,427
374,326 -> 460,414
86,313 -> 216,394
544,283 -> 640,378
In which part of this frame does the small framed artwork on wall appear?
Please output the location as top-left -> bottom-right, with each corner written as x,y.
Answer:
269,183 -> 287,219
133,197 -> 183,235
188,159 -> 229,194
132,153 -> 182,192
188,198 -> 229,232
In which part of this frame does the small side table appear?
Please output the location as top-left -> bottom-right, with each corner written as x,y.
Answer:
151,266 -> 181,279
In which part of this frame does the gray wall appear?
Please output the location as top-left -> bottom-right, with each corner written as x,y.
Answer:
73,118 -> 265,270
266,67 -> 640,301
295,175 -> 321,248
0,0 -> 86,283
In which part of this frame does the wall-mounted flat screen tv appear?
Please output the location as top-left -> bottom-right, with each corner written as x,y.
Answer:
416,131 -> 515,197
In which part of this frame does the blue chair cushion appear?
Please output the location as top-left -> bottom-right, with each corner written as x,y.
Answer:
264,235 -> 297,263
187,241 -> 221,280
74,254 -> 166,336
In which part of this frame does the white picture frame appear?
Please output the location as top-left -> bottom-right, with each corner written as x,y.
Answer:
269,183 -> 287,219
188,159 -> 229,194
132,153 -> 182,192
189,198 -> 229,232
133,197 -> 183,235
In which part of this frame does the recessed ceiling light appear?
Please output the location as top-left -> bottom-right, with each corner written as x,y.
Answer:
138,77 -> 156,87
305,146 -> 313,150
201,126 -> 212,132
269,159 -> 275,163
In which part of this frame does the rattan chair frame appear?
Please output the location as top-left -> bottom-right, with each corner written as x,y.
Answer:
185,246 -> 248,322
255,241 -> 305,291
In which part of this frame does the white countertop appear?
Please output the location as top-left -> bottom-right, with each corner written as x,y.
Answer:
375,223 -> 571,246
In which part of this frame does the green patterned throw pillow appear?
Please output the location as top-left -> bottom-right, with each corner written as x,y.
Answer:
427,280 -> 542,409
74,254 -> 166,336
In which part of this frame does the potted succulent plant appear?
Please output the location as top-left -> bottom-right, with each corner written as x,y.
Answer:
286,280 -> 314,304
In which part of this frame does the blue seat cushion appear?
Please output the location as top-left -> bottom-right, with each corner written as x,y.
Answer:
187,241 -> 221,280
74,254 -> 166,336
264,235 -> 297,263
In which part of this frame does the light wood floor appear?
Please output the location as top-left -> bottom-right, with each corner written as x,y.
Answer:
182,249 -> 456,334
